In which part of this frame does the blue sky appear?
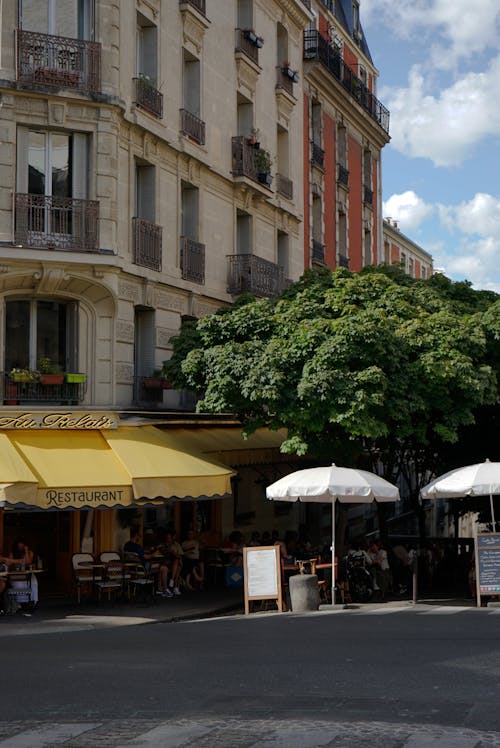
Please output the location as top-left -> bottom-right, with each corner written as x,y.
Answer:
361,0 -> 500,292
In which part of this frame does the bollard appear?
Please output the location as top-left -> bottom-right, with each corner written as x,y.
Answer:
289,573 -> 320,612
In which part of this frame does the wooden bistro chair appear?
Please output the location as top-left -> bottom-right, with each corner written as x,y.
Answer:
95,560 -> 126,603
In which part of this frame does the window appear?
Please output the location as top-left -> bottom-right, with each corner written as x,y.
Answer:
136,12 -> 158,85
363,148 -> 372,187
312,101 -> 322,147
237,0 -> 253,29
353,1 -> 360,33
19,0 -> 95,40
338,125 -> 347,167
183,50 -> 201,118
237,94 -> 253,137
277,231 -> 289,279
421,266 -> 427,279
136,161 -> 155,224
363,228 -> 371,266
181,183 -> 199,242
409,257 -> 414,277
5,299 -> 78,373
338,209 -> 347,263
400,251 -> 406,271
236,211 -> 252,254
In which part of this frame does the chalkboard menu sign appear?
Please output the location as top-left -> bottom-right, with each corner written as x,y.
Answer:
243,546 -> 283,615
475,533 -> 500,605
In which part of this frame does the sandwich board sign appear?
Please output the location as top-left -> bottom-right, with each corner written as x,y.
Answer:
243,545 -> 283,614
475,533 -> 500,607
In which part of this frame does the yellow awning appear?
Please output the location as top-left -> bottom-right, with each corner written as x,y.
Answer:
155,427 -> 288,466
102,426 -> 233,499
1,426 -> 234,511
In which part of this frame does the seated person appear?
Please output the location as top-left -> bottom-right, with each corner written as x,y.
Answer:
181,530 -> 205,590
6,538 -> 39,611
124,528 -> 172,598
159,531 -> 183,596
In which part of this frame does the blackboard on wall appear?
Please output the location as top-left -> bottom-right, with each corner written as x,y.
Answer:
475,533 -> 500,606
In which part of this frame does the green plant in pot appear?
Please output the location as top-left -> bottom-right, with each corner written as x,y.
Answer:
10,367 -> 40,383
38,357 -> 64,385
254,147 -> 273,186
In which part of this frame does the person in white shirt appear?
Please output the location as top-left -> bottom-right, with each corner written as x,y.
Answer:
368,540 -> 391,600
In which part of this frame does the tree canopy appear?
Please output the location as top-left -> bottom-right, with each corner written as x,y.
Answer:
165,267 -> 500,470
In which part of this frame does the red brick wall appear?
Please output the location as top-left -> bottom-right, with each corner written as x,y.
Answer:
348,136 -> 362,271
391,243 -> 399,264
319,14 -> 329,39
415,259 -> 421,279
323,112 -> 336,268
343,43 -> 358,71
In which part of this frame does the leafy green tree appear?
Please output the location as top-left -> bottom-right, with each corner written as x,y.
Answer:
169,267 -> 500,537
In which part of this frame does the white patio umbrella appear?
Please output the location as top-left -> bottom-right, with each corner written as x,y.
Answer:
266,464 -> 400,605
420,459 -> 500,530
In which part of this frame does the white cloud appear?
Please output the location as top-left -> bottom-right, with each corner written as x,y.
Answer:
438,236 -> 500,293
439,193 -> 500,236
362,0 -> 500,66
383,57 -> 500,166
382,191 -> 433,231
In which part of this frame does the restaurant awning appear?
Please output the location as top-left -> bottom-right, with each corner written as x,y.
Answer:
0,426 -> 234,511
156,427 -> 288,466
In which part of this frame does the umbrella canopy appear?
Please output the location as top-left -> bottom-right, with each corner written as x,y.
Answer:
267,464 -> 400,605
420,460 -> 500,529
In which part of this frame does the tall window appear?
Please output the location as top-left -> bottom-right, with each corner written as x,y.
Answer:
19,0 -> 94,39
363,228 -> 371,266
135,161 -> 155,223
338,125 -> 347,167
237,211 -> 252,254
181,184 -> 199,242
5,299 -> 77,372
277,231 -> 289,278
237,94 -> 253,137
136,12 -> 158,85
237,0 -> 253,29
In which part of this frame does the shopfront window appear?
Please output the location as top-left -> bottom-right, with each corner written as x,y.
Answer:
5,299 -> 77,372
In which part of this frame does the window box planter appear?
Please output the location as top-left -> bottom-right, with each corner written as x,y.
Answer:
258,172 -> 273,187
282,66 -> 299,83
41,374 -> 65,385
10,370 -> 39,383
65,373 -> 86,383
143,377 -> 172,389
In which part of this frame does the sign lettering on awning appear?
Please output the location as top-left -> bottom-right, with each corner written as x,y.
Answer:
0,412 -> 119,430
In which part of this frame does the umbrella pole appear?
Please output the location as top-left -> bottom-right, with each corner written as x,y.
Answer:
331,501 -> 336,606
490,493 -> 496,532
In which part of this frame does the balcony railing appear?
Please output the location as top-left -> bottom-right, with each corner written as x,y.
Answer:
180,109 -> 206,145
227,254 -> 289,298
180,0 -> 206,15
276,66 -> 297,95
338,164 -> 349,187
304,30 -> 390,133
311,141 -> 325,168
276,174 -> 293,200
180,237 -> 205,284
133,217 -> 162,271
231,137 -> 272,188
134,77 -> 163,118
363,185 -> 374,207
15,193 -> 98,252
235,28 -> 261,65
338,253 -> 349,268
2,373 -> 86,405
312,240 -> 325,264
16,29 -> 101,93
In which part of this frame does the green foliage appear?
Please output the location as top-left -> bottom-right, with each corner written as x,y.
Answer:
166,268 -> 500,498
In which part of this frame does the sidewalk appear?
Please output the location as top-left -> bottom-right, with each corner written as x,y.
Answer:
0,587 -> 245,637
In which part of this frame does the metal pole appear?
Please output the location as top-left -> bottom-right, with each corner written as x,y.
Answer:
412,550 -> 418,605
490,493 -> 496,532
331,500 -> 336,606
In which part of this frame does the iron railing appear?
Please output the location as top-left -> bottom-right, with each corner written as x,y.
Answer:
2,373 -> 86,404
312,240 -> 325,264
134,77 -> 163,118
227,254 -> 289,298
133,217 -> 162,271
276,174 -> 293,200
304,30 -> 390,133
338,253 -> 349,268
15,193 -> 98,252
312,141 -> 325,168
16,29 -> 100,93
180,0 -> 206,15
180,237 -> 205,284
180,109 -> 206,145
277,66 -> 294,95
232,136 -> 272,187
338,164 -> 349,187
235,28 -> 260,64
363,185 -> 373,207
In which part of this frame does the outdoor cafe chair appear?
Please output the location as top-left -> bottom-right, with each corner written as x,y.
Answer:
6,569 -> 34,614
129,558 -> 162,604
99,551 -> 121,563
72,552 -> 99,604
95,560 -> 126,602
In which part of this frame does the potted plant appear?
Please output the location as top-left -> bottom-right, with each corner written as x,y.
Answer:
10,367 -> 40,383
38,357 -> 64,385
254,147 -> 273,186
65,372 -> 86,383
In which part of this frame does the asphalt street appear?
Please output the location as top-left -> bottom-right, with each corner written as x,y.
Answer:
1,606 -> 500,746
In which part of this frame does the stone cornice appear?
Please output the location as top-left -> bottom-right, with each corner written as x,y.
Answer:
273,0 -> 314,28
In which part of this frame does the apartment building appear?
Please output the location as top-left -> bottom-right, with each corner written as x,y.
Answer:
302,0 -> 390,271
383,218 -> 434,279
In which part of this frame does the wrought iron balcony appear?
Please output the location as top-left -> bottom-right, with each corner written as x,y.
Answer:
16,29 -> 100,93
3,373 -> 86,405
338,164 -> 349,187
227,254 -> 289,298
363,185 -> 374,207
180,237 -> 205,284
180,109 -> 206,145
276,174 -> 293,200
276,66 -> 298,95
15,193 -> 98,252
232,137 -> 272,188
133,217 -> 162,271
304,30 -> 390,134
134,77 -> 163,118
179,0 -> 206,15
338,253 -> 349,268
311,141 -> 325,168
312,240 -> 325,264
235,28 -> 262,65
